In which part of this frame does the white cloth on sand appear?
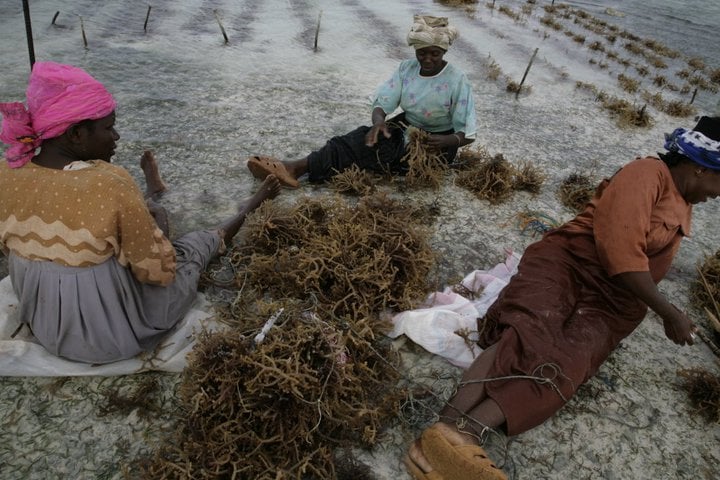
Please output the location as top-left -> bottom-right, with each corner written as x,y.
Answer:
390,250 -> 520,369
0,275 -> 219,376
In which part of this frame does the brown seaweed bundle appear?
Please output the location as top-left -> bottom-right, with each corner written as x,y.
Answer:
692,252 -> 720,311
690,253 -> 720,345
677,368 -> 720,423
456,151 -> 516,204
557,173 -> 596,213
401,126 -> 449,190
139,192 -> 436,478
230,192 -> 436,322
141,311 -> 404,479
512,161 -> 546,194
330,164 -> 377,196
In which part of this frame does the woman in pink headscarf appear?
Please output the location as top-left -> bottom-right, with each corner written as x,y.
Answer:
0,62 -> 281,363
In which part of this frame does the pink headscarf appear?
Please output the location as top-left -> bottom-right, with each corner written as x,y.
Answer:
0,62 -> 116,168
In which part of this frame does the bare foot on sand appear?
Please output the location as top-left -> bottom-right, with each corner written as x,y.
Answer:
405,439 -> 435,478
217,175 -> 282,245
140,150 -> 167,199
242,174 -> 282,213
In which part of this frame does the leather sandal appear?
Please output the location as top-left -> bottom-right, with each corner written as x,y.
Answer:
421,424 -> 507,480
246,155 -> 299,189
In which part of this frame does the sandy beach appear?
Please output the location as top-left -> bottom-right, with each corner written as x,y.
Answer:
1,0 -> 719,479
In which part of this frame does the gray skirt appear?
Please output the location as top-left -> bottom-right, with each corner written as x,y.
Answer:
9,230 -> 221,364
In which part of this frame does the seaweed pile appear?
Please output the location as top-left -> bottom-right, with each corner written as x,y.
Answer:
557,173 -> 596,213
140,193 -> 437,479
330,164 -> 377,196
677,368 -> 720,423
401,127 -> 449,190
455,146 -> 546,204
690,253 -> 720,348
232,193 -> 436,321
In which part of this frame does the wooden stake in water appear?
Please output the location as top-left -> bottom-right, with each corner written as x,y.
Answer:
313,11 -> 322,52
22,0 -> 36,68
516,47 -> 539,99
51,11 -> 60,25
213,9 -> 229,45
690,87 -> 698,105
80,16 -> 88,49
144,5 -> 152,33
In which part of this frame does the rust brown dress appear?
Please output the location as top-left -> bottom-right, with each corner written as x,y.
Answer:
478,157 -> 692,435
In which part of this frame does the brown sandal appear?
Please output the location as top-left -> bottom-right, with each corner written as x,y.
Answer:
421,424 -> 507,480
403,453 -> 444,480
246,155 -> 299,189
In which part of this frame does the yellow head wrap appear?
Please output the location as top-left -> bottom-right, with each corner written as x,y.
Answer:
406,15 -> 459,51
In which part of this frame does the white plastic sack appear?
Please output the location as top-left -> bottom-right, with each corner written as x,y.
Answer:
390,250 -> 520,368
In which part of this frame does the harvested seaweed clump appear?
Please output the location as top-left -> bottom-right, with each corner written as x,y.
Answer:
141,312 -> 404,479
557,173 -> 596,213
139,192 -> 436,478
230,192 -> 436,322
99,375 -> 160,419
331,164 -> 376,196
690,251 -> 720,345
677,368 -> 720,423
690,251 -> 720,316
401,126 -> 449,190
456,149 -> 516,204
513,161 -> 546,193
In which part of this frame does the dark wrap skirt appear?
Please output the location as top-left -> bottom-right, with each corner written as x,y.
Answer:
306,113 -> 458,182
478,230 -> 648,435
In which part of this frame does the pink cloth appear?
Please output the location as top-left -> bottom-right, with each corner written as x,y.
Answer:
0,62 -> 116,168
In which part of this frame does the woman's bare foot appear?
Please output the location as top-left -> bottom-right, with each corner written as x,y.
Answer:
406,438 -> 435,477
140,150 -> 167,198
241,174 -> 281,213
419,422 -> 507,480
405,422 -> 487,478
217,175 -> 282,245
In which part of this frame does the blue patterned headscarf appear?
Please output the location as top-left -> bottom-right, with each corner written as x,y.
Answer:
664,117 -> 720,171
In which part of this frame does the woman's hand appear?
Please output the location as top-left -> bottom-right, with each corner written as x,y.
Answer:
616,271 -> 697,346
365,121 -> 392,147
662,305 -> 698,346
426,133 -> 461,149
365,107 -> 391,147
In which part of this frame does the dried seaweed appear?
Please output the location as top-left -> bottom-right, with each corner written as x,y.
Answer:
141,312 -> 405,479
677,368 -> 720,423
513,161 -> 546,193
229,193 -> 436,322
456,149 -> 516,204
331,164 -> 377,196
335,451 -> 377,480
557,173 -> 596,213
140,193 -> 436,479
99,375 -> 160,419
690,253 -> 720,347
401,126 -> 449,190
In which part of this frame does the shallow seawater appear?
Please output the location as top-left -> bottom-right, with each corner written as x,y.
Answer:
0,0 -> 719,479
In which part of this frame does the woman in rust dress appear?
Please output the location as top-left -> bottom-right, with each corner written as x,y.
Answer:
404,116 -> 720,480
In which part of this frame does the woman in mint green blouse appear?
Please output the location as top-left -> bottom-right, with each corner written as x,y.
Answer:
247,15 -> 478,188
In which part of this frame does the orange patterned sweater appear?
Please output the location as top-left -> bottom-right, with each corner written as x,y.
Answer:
0,160 -> 176,285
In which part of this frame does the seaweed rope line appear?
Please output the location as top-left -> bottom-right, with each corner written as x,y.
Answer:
457,363 -> 574,403
341,322 -> 523,461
